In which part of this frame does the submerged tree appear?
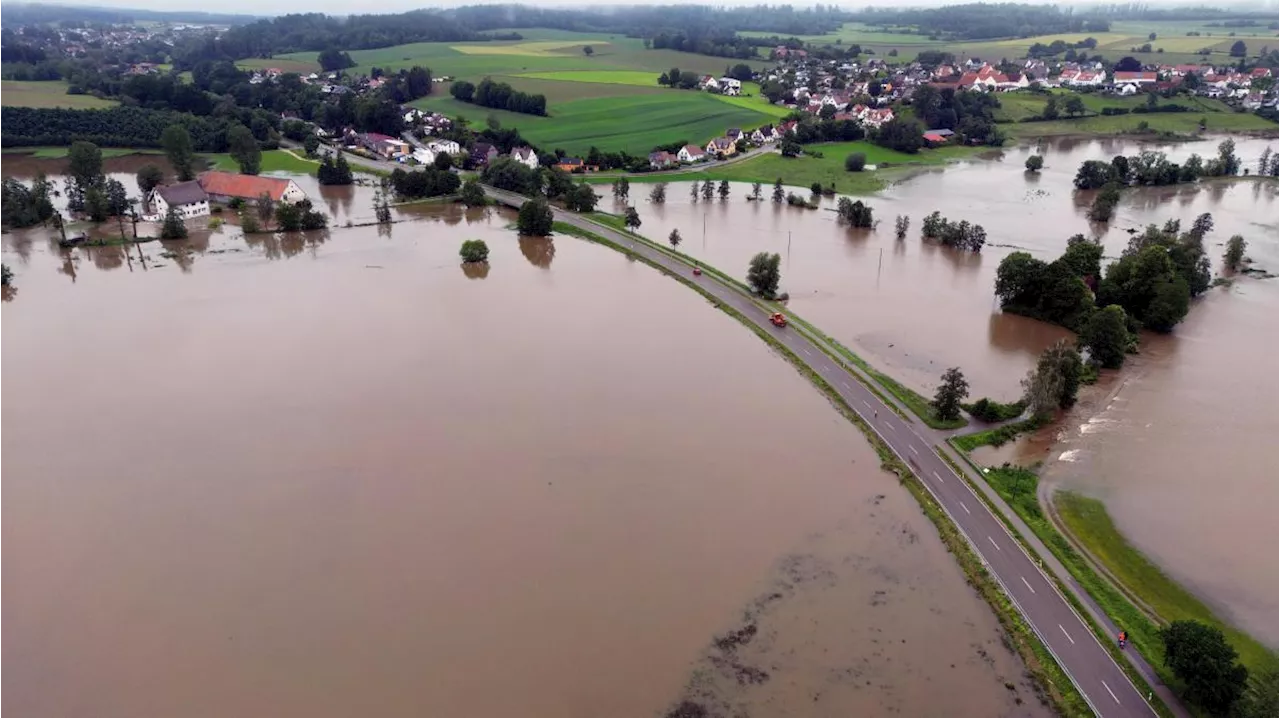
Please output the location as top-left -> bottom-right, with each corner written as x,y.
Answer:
1223,235 -> 1247,272
459,239 -> 490,263
649,182 -> 668,204
611,176 -> 630,201
771,178 -> 784,204
668,228 -> 682,247
160,207 -> 188,239
701,179 -> 714,201
624,206 -> 642,232
749,182 -> 762,201
932,367 -> 969,422
718,180 -> 730,200
894,214 -> 910,240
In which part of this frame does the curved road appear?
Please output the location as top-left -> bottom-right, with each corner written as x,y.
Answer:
484,185 -> 1157,718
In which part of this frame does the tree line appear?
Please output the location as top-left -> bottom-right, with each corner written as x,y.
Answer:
1074,140 -> 1241,190
450,78 -> 547,116
1,106 -> 254,151
850,4 -> 1110,41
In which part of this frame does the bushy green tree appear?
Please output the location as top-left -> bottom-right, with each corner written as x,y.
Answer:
1080,304 -> 1130,369
1223,235 -> 1247,271
136,164 -> 165,195
668,229 -> 682,247
1025,154 -> 1044,172
460,179 -> 487,207
160,206 -> 188,239
1160,620 -> 1248,715
564,183 -> 598,212
845,152 -> 867,172
747,252 -> 781,297
517,197 -> 553,236
460,239 -> 490,263
624,206 -> 641,231
932,367 -> 969,422
649,182 -> 667,204
227,123 -> 261,175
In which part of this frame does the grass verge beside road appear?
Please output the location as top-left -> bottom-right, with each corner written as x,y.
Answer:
552,217 -> 1087,718
1054,491 -> 1276,683
202,149 -> 320,174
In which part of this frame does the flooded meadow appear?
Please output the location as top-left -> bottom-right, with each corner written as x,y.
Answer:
621,135 -> 1279,648
1,173 -> 1047,718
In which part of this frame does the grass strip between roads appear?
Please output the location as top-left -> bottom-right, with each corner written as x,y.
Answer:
553,218 -> 1086,718
1054,491 -> 1276,687
950,417 -> 1044,452
936,447 -> 1175,718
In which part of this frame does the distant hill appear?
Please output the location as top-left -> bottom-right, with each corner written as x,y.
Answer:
0,3 -> 260,27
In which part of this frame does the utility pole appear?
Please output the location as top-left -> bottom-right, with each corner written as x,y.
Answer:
787,230 -> 792,264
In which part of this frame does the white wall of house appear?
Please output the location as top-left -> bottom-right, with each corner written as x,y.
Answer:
151,192 -> 210,219
280,181 -> 307,204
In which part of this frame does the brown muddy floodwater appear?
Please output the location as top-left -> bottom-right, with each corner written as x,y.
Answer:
621,135 -> 1278,648
1,195 -> 1048,718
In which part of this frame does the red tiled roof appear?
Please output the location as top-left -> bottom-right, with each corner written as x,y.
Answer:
198,171 -> 292,202
923,133 -> 947,142
1114,71 -> 1156,81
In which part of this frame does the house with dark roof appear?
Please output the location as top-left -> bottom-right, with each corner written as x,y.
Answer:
197,171 -> 307,204
471,142 -> 499,166
648,150 -> 677,169
148,180 -> 210,220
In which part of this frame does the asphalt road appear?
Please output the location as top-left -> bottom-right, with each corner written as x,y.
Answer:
484,186 -> 1158,718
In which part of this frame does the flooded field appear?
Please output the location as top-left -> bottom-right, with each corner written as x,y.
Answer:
1,202 -> 1046,718
621,135 -> 1278,648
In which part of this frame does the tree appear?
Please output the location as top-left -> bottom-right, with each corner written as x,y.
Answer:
1230,40 -> 1247,57
690,181 -> 699,203
729,63 -> 754,82
750,182 -> 762,201
1089,182 -> 1123,222
374,191 -> 392,224
780,138 -> 802,157
1160,620 -> 1249,714
624,206 -> 642,232
1025,155 -> 1044,172
701,179 -> 714,201
1042,95 -> 1060,120
564,183 -> 598,212
240,208 -> 260,234
718,180 -> 730,200
460,179 -> 487,207
1223,235 -> 1247,272
450,81 -> 476,102
836,197 -> 874,228
611,176 -> 630,201
136,164 -> 164,195
2,264 -> 13,286
1022,340 -> 1083,418
894,215 -> 910,240
581,45 -> 594,56
772,178 -> 784,204
159,124 -> 196,182
932,367 -> 969,422
84,186 -> 109,222
460,239 -> 490,263
1081,305 -> 1130,369
160,206 -> 188,239
747,252 -> 781,297
318,48 -> 356,72
103,178 -> 129,217
669,228 -> 682,247
649,182 -> 667,204
256,192 -> 275,226
226,123 -> 261,175
67,140 -> 103,198
517,197 -> 554,236
1075,160 -> 1116,189
845,152 -> 867,172
1063,95 -> 1086,117
874,117 -> 924,154
303,135 -> 321,156
434,151 -> 453,171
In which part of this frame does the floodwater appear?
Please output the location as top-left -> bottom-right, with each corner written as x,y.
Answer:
622,135 -> 1279,647
1,199 -> 1048,717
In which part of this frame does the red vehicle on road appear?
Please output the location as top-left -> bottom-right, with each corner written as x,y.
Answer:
770,312 -> 787,328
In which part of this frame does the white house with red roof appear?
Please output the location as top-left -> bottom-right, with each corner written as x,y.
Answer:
677,144 -> 707,163
1113,71 -> 1157,86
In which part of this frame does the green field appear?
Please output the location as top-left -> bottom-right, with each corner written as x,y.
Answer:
993,90 -> 1247,123
1,146 -> 162,159
202,149 -> 320,174
773,19 -> 1277,63
592,141 -> 984,195
506,72 -> 789,117
261,30 -> 768,79
1007,110 -> 1277,138
413,91 -> 776,155
0,81 -> 119,109
1055,491 -> 1276,684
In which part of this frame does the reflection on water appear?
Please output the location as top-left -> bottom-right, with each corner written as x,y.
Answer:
460,260 -> 490,279
2,205 -> 1041,718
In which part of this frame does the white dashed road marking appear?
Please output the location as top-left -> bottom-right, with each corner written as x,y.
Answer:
1059,624 -> 1075,644
959,501 -> 971,514
884,423 -> 895,432
1102,680 -> 1120,704
861,400 -> 871,409
909,445 -> 919,455
988,536 -> 1002,551
933,471 -> 944,483
1021,576 -> 1037,594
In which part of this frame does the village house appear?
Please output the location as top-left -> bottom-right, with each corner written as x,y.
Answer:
357,132 -> 409,159
750,125 -> 776,143
428,139 -> 461,156
510,146 -> 539,170
471,142 -> 499,166
701,75 -> 720,92
677,144 -> 707,163
197,172 -> 307,205
1113,71 -> 1157,87
148,181 -> 210,220
726,128 -> 743,143
648,150 -> 677,169
718,77 -> 742,95
556,157 -> 586,172
704,136 -> 737,156
412,146 -> 438,165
